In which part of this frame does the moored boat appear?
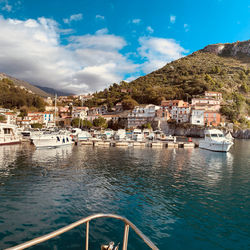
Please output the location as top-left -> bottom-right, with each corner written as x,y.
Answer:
31,132 -> 74,148
0,123 -> 21,145
199,129 -> 233,152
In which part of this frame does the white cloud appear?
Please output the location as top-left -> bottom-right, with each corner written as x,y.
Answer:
146,26 -> 154,34
0,16 -> 189,94
170,15 -> 176,24
63,13 -> 83,24
96,14 -> 105,20
138,36 -> 188,73
132,18 -> 141,24
0,16 -> 137,93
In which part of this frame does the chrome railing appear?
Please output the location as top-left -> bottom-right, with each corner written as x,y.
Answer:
5,213 -> 159,250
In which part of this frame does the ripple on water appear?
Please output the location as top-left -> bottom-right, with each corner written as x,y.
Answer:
0,141 -> 249,249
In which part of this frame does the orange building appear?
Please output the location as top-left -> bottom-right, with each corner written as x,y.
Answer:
204,111 -> 221,126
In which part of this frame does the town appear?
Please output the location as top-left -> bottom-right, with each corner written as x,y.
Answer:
0,91 -> 228,131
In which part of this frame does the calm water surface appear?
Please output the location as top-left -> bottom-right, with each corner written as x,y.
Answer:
0,140 -> 249,249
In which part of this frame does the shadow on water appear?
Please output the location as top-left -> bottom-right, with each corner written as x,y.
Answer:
0,140 -> 249,249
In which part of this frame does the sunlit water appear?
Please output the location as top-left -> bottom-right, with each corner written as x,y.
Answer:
0,140 -> 249,249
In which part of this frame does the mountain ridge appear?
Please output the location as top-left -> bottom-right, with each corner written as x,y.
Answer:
85,39 -> 250,124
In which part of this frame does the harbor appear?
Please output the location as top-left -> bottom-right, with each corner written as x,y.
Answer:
0,140 -> 249,249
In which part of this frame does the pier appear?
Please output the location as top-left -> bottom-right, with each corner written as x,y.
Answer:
79,139 -> 197,149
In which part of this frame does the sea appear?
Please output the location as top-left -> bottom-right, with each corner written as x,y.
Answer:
0,140 -> 249,250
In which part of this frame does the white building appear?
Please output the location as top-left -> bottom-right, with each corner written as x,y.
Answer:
43,112 -> 54,125
128,104 -> 160,128
72,110 -> 88,120
205,91 -> 222,100
190,109 -> 204,125
171,105 -> 190,123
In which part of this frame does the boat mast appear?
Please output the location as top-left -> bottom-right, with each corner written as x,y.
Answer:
54,94 -> 57,127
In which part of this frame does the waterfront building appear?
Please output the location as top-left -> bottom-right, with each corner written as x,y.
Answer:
127,104 -> 160,128
0,112 -> 17,124
171,103 -> 190,123
27,112 -> 54,126
155,107 -> 170,121
204,111 -> 221,126
190,108 -> 205,125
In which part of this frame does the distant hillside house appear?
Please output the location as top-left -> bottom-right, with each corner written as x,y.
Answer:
205,91 -> 222,100
191,98 -> 221,111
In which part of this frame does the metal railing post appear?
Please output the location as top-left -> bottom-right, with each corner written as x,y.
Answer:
122,224 -> 130,250
85,221 -> 89,250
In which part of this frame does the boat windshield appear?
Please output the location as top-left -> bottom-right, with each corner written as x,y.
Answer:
211,134 -> 224,138
211,134 -> 219,137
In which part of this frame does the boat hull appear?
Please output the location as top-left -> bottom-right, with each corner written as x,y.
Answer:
32,135 -> 74,148
199,141 -> 233,152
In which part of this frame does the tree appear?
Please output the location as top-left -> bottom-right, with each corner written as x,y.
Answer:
93,117 -> 107,128
81,119 -> 93,129
141,122 -> 152,129
31,123 -> 43,129
121,98 -> 138,110
71,118 -> 81,128
0,115 -> 6,122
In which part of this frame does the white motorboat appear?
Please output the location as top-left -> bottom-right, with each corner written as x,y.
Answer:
71,128 -> 92,141
114,129 -> 126,141
31,132 -> 74,148
199,129 -> 234,152
0,123 -> 21,145
132,129 -> 144,141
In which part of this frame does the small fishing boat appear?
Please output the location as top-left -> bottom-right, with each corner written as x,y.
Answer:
199,129 -> 233,152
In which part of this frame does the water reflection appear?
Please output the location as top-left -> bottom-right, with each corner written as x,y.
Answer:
0,144 -> 22,180
0,142 -> 249,250
32,145 -> 73,166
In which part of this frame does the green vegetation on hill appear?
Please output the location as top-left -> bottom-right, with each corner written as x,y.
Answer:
84,47 -> 250,124
0,78 -> 46,111
0,73 -> 51,97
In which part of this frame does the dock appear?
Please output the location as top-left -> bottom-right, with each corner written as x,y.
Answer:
79,139 -> 197,149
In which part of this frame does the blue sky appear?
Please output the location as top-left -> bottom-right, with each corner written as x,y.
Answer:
0,0 -> 249,93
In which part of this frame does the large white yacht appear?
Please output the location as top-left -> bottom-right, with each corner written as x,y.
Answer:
0,123 -> 21,145
31,132 -> 74,148
199,129 -> 234,152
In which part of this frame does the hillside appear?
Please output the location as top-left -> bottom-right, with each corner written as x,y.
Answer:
0,73 -> 51,98
86,40 -> 250,124
0,78 -> 45,111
